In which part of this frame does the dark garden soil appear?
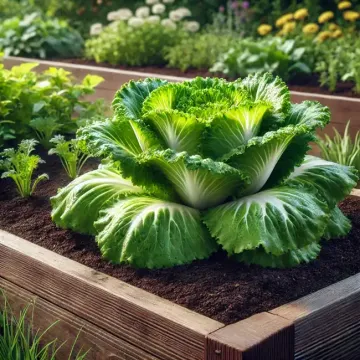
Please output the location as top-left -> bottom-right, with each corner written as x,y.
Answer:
1,156 -> 360,325
62,58 -> 360,99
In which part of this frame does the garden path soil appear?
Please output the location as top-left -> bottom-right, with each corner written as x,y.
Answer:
62,58 -> 360,99
0,156 -> 360,325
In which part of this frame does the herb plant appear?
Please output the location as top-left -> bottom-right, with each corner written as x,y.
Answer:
51,74 -> 358,269
318,121 -> 360,172
0,139 -> 48,198
0,12 -> 83,59
0,63 -> 104,149
49,135 -> 92,179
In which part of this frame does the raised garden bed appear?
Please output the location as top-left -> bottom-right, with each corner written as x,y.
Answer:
1,155 -> 360,360
3,56 -> 360,145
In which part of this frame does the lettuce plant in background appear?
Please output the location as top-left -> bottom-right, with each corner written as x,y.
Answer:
51,74 -> 358,269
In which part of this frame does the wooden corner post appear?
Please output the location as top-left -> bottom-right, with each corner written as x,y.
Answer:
205,312 -> 295,360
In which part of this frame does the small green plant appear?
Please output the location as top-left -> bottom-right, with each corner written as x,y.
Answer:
30,117 -> 61,149
316,56 -> 340,93
49,135 -> 92,179
318,121 -> 360,172
0,139 -> 48,198
0,293 -> 88,359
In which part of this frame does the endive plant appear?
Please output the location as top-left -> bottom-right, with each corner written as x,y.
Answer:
51,74 -> 358,269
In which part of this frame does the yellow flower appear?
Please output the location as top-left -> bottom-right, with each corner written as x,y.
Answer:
338,1 -> 352,10
303,23 -> 319,34
332,29 -> 343,38
343,10 -> 359,21
257,24 -> 272,36
283,21 -> 296,34
328,23 -> 340,31
316,30 -> 332,42
275,13 -> 294,28
294,8 -> 308,20
318,11 -> 334,24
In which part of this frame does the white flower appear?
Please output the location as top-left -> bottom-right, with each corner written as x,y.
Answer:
161,18 -> 177,30
90,23 -> 103,36
169,10 -> 183,22
152,3 -> 166,14
163,0 -> 175,3
146,0 -> 159,4
128,17 -> 145,27
116,8 -> 133,20
107,11 -> 119,21
135,6 -> 150,18
183,20 -> 200,32
146,15 -> 161,24
176,7 -> 192,17
107,8 -> 132,21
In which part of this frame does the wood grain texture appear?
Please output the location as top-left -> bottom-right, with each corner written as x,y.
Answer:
351,188 -> 360,197
271,272 -> 360,360
3,57 -> 360,138
0,230 -> 223,360
0,277 -> 160,360
205,312 -> 294,360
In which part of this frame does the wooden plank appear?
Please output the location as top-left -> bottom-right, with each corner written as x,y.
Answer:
271,272 -> 360,360
2,56 -> 189,83
0,277 -> 159,360
0,230 -> 223,360
205,312 -> 294,360
351,188 -> 360,197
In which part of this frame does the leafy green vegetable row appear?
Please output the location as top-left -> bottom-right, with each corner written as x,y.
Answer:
50,74 -> 358,269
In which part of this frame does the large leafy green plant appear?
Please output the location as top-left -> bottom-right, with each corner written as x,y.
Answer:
51,74 -> 358,269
